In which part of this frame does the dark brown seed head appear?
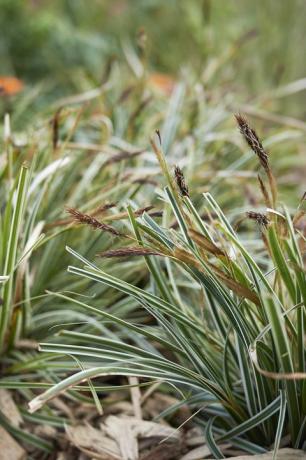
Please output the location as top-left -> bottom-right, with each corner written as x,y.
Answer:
174,165 -> 189,197
97,247 -> 161,258
247,211 -> 269,228
66,207 -> 124,237
235,114 -> 269,172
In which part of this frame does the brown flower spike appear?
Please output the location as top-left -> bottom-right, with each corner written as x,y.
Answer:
66,207 -> 124,237
97,247 -> 162,258
247,211 -> 269,228
235,114 -> 269,172
174,166 -> 189,197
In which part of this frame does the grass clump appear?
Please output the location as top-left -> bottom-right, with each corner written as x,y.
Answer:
27,116 -> 306,456
0,103 -> 158,453
1,53 -> 305,455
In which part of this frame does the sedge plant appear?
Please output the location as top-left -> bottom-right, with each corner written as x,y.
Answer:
1,45 -> 305,454
28,115 -> 306,457
0,102 -> 161,453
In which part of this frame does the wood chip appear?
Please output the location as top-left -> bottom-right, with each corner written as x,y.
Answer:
102,415 -> 180,441
66,424 -> 121,460
129,377 -> 142,420
103,416 -> 137,460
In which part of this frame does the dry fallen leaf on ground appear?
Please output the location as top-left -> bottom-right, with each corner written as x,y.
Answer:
66,415 -> 181,460
66,424 -> 121,460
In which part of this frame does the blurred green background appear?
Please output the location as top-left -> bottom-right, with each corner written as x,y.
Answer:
1,0 -> 306,115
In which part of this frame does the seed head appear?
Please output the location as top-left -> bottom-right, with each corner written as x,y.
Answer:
155,129 -> 162,145
66,207 -> 124,237
174,166 -> 189,197
235,114 -> 269,172
247,211 -> 269,228
97,247 -> 161,258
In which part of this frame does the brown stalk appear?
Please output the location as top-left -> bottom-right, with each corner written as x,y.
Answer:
189,229 -> 225,256
102,206 -> 161,223
209,263 -> 260,305
257,174 -> 271,207
174,247 -> 259,305
91,203 -> 117,216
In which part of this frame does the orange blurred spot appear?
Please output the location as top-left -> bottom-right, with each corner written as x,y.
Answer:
0,76 -> 24,96
148,73 -> 175,96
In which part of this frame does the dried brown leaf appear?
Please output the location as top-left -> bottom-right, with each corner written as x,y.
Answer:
189,229 -> 225,256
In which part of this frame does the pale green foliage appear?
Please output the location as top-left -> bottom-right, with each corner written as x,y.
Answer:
27,129 -> 306,455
